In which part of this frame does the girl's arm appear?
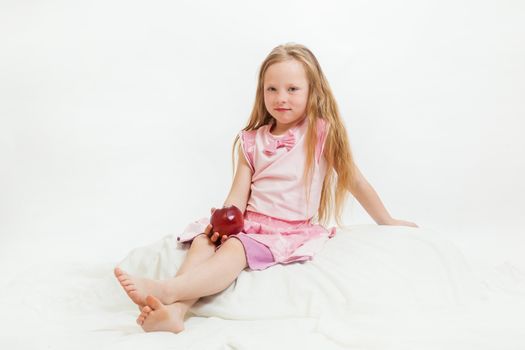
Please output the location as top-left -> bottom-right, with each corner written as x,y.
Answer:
223,146 -> 252,212
351,165 -> 418,227
209,146 -> 253,244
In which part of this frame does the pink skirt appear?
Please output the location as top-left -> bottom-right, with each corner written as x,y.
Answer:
177,210 -> 336,271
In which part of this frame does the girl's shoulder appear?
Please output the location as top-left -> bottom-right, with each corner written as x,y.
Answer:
238,123 -> 271,145
238,128 -> 258,148
238,128 -> 260,171
239,128 -> 258,138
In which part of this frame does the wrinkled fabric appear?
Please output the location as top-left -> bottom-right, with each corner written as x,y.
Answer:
232,233 -> 276,270
177,211 -> 336,266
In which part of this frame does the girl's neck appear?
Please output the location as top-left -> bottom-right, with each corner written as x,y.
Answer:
270,116 -> 307,136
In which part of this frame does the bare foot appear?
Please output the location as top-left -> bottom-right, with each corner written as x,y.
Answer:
137,295 -> 185,333
114,267 -> 168,307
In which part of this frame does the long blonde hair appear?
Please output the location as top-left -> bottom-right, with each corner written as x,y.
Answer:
232,43 -> 358,226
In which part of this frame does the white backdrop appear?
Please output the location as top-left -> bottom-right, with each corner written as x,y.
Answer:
1,0 -> 524,267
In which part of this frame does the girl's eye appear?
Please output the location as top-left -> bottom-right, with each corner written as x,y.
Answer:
266,87 -> 298,92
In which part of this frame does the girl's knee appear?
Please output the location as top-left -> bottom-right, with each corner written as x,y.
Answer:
220,238 -> 246,257
222,237 -> 243,249
221,238 -> 247,267
191,234 -> 214,248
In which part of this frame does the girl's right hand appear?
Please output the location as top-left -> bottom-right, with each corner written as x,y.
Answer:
206,207 -> 229,245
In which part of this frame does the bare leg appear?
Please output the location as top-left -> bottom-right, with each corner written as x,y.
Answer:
137,237 -> 247,333
173,234 -> 217,313
136,234 -> 216,331
115,232 -> 216,307
162,237 -> 247,303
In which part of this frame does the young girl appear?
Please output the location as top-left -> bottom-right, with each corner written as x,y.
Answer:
114,42 -> 418,333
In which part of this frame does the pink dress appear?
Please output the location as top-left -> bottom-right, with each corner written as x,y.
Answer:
177,117 -> 336,270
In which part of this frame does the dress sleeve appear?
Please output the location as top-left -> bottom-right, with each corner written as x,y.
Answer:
315,118 -> 330,164
239,130 -> 256,172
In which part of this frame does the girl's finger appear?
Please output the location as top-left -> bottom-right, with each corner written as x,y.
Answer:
204,224 -> 212,235
221,235 -> 228,244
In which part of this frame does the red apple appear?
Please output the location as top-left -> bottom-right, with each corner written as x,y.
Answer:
210,205 -> 244,236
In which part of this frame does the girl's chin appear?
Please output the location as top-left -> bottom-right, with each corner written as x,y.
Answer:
276,118 -> 301,126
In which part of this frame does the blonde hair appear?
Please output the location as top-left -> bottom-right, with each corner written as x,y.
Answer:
232,43 -> 358,226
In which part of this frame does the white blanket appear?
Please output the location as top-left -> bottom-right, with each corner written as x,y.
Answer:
2,225 -> 525,349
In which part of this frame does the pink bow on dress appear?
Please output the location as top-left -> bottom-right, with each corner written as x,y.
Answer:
263,131 -> 296,156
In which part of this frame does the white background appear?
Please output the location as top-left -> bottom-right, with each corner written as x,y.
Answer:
1,0 -> 524,268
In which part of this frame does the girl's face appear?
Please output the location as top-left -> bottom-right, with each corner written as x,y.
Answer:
263,59 -> 309,133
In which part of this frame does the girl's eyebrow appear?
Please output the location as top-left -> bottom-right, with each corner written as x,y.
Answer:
264,82 -> 301,86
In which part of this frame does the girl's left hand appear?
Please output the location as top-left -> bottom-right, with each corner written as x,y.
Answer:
384,218 -> 419,228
